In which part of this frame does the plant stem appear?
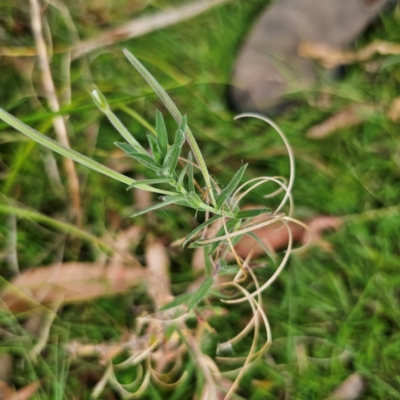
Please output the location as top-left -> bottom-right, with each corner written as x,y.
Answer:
0,107 -> 175,196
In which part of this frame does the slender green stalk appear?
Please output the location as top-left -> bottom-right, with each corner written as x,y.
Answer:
0,107 -> 175,196
123,49 -> 216,207
0,204 -> 113,253
90,87 -> 148,155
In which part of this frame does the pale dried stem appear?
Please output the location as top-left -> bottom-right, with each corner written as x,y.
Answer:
223,283 -> 259,400
235,114 -> 295,214
28,300 -> 60,361
223,220 -> 293,304
71,0 -> 231,60
29,0 -> 81,223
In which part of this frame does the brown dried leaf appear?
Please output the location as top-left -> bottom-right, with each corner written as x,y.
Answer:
192,211 -> 342,266
388,97 -> 400,123
145,239 -> 173,308
299,40 -> 400,69
0,381 -> 14,398
243,215 -> 339,259
326,373 -> 364,400
307,105 -> 376,139
0,354 -> 12,383
1,262 -> 145,313
3,381 -> 39,400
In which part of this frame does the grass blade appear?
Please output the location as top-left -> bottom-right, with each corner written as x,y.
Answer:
147,132 -> 162,165
235,208 -> 271,219
216,164 -> 248,209
188,276 -> 214,310
127,178 -> 174,190
158,293 -> 192,311
0,107 -> 176,195
155,110 -> 168,156
162,116 -> 186,175
177,164 -> 188,192
90,86 -> 147,155
183,214 -> 221,247
187,151 -> 195,193
115,142 -> 159,172
122,49 -> 216,206
130,195 -> 184,218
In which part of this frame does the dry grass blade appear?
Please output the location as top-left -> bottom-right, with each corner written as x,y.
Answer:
71,0 -> 230,60
388,96 -> 400,123
325,373 -> 364,400
307,104 -> 377,139
29,0 -> 81,223
299,40 -> 400,69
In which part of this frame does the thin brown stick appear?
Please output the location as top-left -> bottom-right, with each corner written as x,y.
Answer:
299,40 -> 400,69
29,0 -> 81,223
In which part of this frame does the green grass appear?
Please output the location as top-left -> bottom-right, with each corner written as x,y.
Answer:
1,0 -> 400,398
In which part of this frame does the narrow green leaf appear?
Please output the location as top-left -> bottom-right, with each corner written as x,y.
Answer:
155,110 -> 168,156
209,218 -> 240,253
217,260 -> 239,275
235,207 -> 271,219
114,141 -> 135,153
204,247 -> 214,276
177,164 -> 188,192
147,133 -> 162,165
90,85 -> 109,112
216,164 -> 248,209
247,231 -> 276,264
115,142 -> 159,172
183,214 -> 221,247
189,219 -> 240,250
130,195 -> 184,218
123,49 -> 216,207
91,86 -> 147,155
162,116 -> 186,175
185,191 -> 203,209
127,178 -> 174,190
158,292 -> 192,311
0,108 -> 176,196
187,152 -> 195,193
188,276 -> 214,310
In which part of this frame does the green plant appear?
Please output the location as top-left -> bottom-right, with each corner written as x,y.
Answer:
0,50 -> 301,399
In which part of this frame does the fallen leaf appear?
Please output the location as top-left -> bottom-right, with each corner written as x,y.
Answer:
299,40 -> 400,69
3,381 -> 39,400
388,97 -> 400,123
145,238 -> 173,308
0,381 -> 14,398
306,105 -> 376,139
0,354 -> 12,383
326,373 -> 364,400
1,262 -> 146,313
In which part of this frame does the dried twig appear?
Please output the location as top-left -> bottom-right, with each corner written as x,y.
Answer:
29,0 -> 81,223
306,104 -> 377,139
299,40 -> 400,69
71,0 -> 231,60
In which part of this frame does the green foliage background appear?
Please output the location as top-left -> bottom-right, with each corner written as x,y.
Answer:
1,0 -> 400,398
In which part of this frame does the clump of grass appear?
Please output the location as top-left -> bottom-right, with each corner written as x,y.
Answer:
0,50 -> 305,399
